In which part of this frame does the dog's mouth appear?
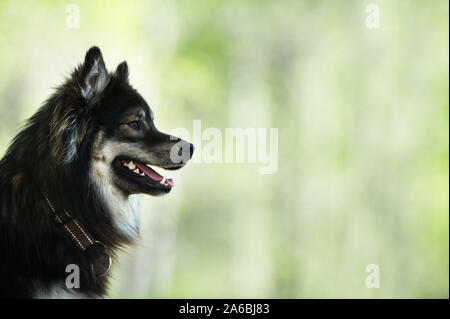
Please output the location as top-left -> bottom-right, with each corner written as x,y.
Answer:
122,159 -> 174,188
113,157 -> 183,195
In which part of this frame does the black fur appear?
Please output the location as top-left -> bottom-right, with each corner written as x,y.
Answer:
0,47 -> 192,298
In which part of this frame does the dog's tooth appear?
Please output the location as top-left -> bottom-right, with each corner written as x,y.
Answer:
160,177 -> 166,185
133,168 -> 140,174
125,161 -> 135,170
140,172 -> 145,177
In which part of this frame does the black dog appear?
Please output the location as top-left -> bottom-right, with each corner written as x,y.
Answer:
0,47 -> 193,298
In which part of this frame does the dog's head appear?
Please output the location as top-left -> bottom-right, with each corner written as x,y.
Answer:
50,47 -> 193,197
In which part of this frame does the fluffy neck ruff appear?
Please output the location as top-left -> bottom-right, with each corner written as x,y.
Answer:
0,96 -> 138,298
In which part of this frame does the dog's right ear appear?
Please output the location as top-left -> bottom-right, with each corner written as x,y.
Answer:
115,61 -> 129,83
79,46 -> 109,103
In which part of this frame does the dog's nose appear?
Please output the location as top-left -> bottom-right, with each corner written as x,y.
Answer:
176,141 -> 194,160
189,143 -> 195,158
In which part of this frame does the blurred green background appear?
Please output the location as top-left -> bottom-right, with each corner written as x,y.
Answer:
0,0 -> 448,298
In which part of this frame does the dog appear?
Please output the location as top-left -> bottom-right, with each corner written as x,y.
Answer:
0,47 -> 194,298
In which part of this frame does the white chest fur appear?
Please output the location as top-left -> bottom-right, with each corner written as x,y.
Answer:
90,157 -> 141,240
34,282 -> 103,299
89,133 -> 142,240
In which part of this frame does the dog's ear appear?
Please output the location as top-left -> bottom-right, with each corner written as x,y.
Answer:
50,47 -> 109,164
115,61 -> 129,83
79,46 -> 109,102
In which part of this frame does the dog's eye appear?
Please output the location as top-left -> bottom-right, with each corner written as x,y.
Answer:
128,120 -> 142,131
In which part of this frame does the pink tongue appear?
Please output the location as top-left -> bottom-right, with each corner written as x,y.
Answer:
134,162 -> 163,182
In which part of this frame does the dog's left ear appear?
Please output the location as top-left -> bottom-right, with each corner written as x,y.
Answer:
79,46 -> 109,102
50,47 -> 110,164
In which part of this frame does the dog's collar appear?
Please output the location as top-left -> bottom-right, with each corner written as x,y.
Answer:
43,195 -> 112,277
